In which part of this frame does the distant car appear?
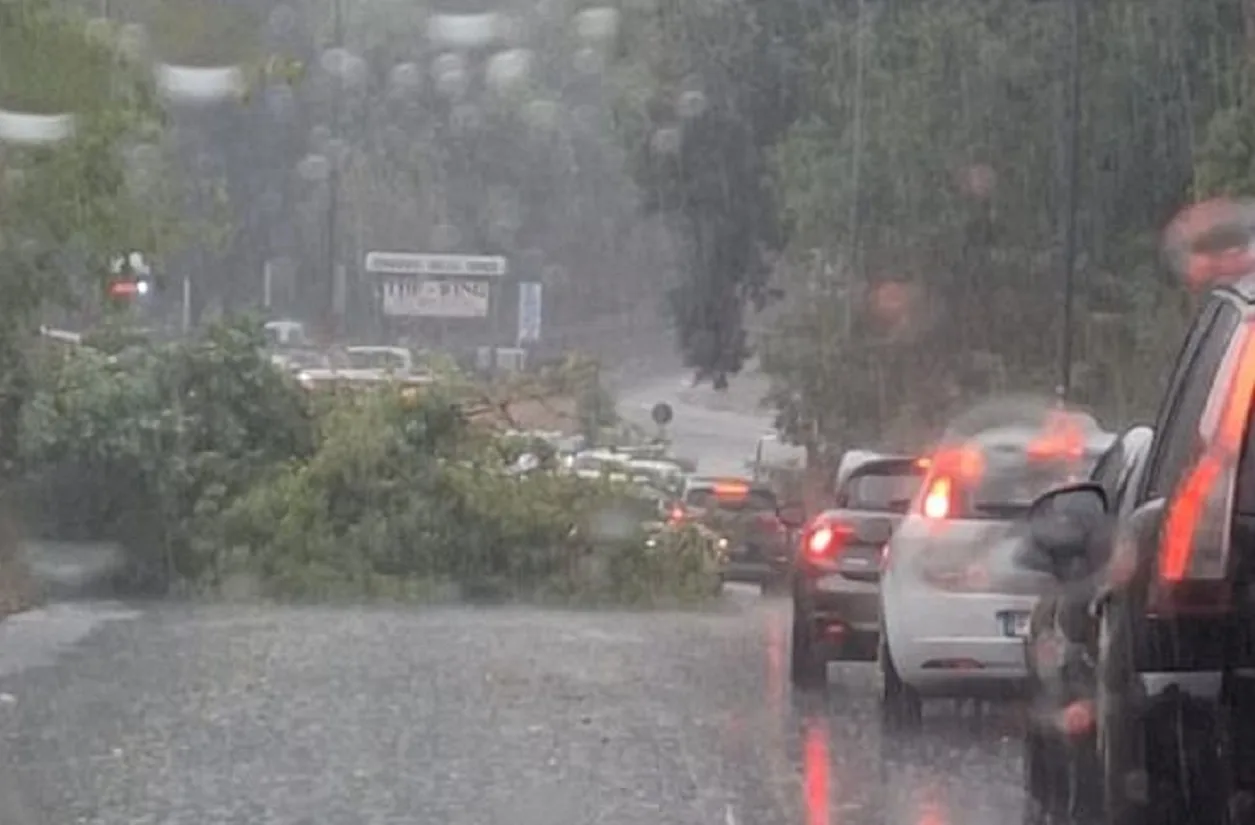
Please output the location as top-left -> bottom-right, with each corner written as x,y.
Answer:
343,346 -> 416,374
1020,425 -> 1153,824
677,476 -> 789,592
790,454 -> 925,687
877,418 -> 1114,728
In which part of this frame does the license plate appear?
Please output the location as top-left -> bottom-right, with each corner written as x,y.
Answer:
1001,611 -> 1031,638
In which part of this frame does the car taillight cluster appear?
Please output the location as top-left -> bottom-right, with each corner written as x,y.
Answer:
1151,321 -> 1255,608
922,477 -> 952,520
803,520 -> 853,559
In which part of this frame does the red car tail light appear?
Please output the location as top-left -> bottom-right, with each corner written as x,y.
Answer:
922,477 -> 953,520
803,520 -> 852,559
1150,321 -> 1255,613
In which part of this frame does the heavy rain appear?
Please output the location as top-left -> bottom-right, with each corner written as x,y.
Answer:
0,0 -> 1252,823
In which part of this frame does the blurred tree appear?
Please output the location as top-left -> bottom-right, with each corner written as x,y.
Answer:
760,0 -> 1245,455
612,0 -> 821,388
0,0 -> 173,471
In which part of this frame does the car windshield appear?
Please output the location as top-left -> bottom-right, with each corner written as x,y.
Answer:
841,471 -> 923,513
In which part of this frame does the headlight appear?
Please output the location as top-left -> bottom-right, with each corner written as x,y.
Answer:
644,537 -> 658,548
717,537 -> 729,550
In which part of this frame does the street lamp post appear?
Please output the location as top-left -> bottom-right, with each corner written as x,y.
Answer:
324,0 -> 345,345
1059,0 -> 1082,402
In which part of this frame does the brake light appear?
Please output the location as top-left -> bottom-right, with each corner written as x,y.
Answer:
922,477 -> 952,519
804,521 -> 851,559
1027,411 -> 1086,460
669,505 -> 685,524
929,446 -> 984,480
713,481 -> 749,499
1158,322 -> 1255,588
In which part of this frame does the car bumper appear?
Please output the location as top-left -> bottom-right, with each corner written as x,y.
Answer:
797,571 -> 880,661
885,588 -> 1036,695
720,550 -> 790,584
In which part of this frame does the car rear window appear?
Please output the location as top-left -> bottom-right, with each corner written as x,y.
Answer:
950,449 -> 1102,519
684,487 -> 777,513
839,471 -> 922,513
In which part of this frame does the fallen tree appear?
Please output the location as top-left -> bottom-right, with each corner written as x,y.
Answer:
13,319 -> 717,605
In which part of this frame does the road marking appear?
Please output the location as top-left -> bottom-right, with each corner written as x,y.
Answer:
725,804 -> 739,825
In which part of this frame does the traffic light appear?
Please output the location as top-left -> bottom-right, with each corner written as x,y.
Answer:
107,279 -> 150,298
106,252 -> 154,306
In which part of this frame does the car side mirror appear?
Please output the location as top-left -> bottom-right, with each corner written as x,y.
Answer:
777,503 -> 807,529
1027,482 -> 1109,562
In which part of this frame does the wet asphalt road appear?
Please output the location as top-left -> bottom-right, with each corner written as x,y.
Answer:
0,373 -> 1028,825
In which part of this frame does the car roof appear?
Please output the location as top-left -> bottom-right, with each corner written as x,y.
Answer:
684,475 -> 771,491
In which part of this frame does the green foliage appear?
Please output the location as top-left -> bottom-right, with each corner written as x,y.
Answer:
611,0 -> 818,385
760,0 -> 1248,452
18,318 -> 316,589
16,319 -> 711,605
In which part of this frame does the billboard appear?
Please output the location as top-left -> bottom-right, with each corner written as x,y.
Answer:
381,279 -> 489,318
365,252 -> 508,278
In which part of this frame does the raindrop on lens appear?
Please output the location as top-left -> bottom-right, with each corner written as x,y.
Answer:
485,49 -> 532,93
0,112 -> 76,146
296,153 -> 330,182
389,62 -> 423,94
268,4 -> 298,39
426,13 -> 502,50
574,7 -> 620,43
572,47 -> 604,75
651,126 -> 682,155
324,137 -> 349,169
524,99 -> 560,130
677,89 -> 707,119
308,124 -> 332,152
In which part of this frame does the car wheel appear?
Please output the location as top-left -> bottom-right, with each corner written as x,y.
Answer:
789,606 -> 827,689
878,634 -> 922,731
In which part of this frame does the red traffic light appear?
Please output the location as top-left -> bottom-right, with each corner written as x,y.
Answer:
107,279 -> 150,298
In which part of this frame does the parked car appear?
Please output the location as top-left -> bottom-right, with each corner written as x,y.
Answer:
789,453 -> 925,687
877,417 -> 1114,729
1019,425 -> 1153,824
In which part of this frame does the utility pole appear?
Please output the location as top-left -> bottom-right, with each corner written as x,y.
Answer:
324,0 -> 344,344
1059,0 -> 1082,402
843,0 -> 867,340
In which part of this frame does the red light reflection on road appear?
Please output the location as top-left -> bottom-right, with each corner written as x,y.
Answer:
917,782 -> 949,825
765,610 -> 784,714
803,719 -> 830,825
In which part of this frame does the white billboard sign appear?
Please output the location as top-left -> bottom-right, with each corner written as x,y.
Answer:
381,279 -> 490,318
365,251 -> 508,278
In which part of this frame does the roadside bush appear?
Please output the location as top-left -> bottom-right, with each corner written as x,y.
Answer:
15,319 -> 715,606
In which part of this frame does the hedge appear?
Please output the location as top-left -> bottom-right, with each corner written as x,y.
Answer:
13,320 -> 719,604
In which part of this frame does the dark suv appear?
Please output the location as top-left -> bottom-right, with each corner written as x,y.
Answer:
1023,276 -> 1255,825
